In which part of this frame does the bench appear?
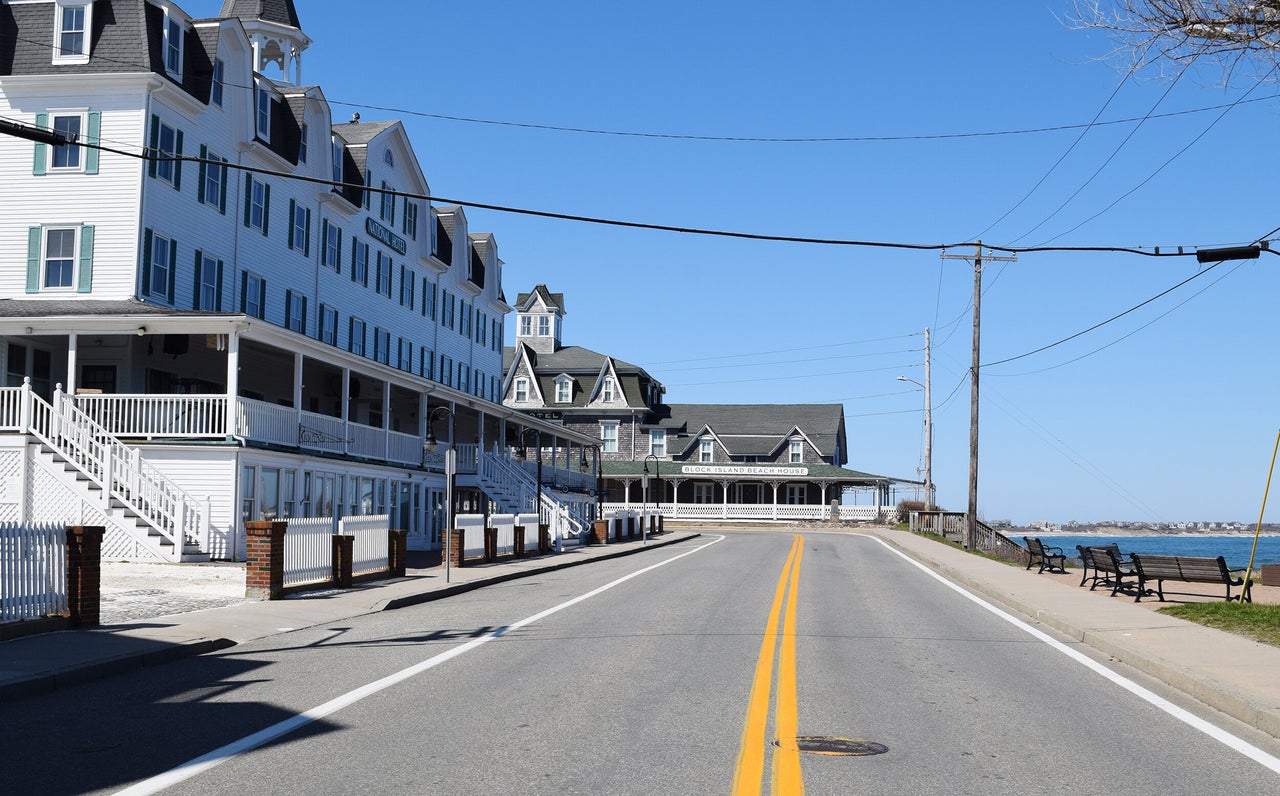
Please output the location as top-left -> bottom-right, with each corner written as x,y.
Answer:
1023,537 -> 1067,574
1085,546 -> 1141,597
1129,553 -> 1247,603
1075,543 -> 1122,589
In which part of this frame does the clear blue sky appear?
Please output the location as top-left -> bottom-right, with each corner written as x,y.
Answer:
193,1 -> 1280,525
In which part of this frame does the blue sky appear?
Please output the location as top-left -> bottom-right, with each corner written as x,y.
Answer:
193,1 -> 1280,524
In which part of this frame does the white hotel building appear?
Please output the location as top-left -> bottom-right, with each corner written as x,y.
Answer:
0,0 -> 598,560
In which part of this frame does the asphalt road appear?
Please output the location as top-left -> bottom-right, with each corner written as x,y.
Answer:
3,531 -> 1278,795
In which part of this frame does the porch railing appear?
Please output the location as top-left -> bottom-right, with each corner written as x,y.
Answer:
76,393 -> 227,439
603,503 -> 888,522
0,521 -> 67,622
0,384 -> 210,561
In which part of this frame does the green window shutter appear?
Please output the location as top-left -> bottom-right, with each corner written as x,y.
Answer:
216,260 -> 224,311
197,144 -> 207,203
304,209 -> 311,257
76,225 -> 94,293
173,129 -> 184,190
84,112 -> 101,175
301,297 -> 308,330
218,160 -> 228,214
148,115 -> 160,178
336,227 -> 343,271
26,227 -> 42,293
141,229 -> 153,295
350,237 -> 358,282
33,113 -> 49,176
259,278 -> 266,318
261,183 -> 271,237
288,199 -> 296,249
240,271 -> 248,312
284,289 -> 293,328
167,238 -> 177,303
243,173 -> 253,227
192,249 -> 203,306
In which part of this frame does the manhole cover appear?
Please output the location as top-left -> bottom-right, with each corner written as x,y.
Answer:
775,736 -> 889,757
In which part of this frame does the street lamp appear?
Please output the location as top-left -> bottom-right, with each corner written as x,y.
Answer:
897,375 -> 933,510
643,454 -> 660,544
423,405 -> 455,582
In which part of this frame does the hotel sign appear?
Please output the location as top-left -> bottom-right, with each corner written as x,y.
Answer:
366,217 -> 407,255
681,465 -> 808,477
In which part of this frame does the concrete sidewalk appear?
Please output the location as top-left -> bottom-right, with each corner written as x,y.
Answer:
861,527 -> 1280,739
0,531 -> 701,703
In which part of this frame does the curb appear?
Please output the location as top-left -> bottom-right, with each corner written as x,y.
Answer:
871,531 -> 1280,739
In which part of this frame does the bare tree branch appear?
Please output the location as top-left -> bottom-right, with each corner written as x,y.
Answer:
1069,0 -> 1280,82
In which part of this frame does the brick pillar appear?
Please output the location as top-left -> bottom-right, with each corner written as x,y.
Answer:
332,534 -> 354,588
591,519 -> 609,545
483,527 -> 497,562
245,520 -> 287,599
658,515 -> 664,534
514,525 -> 527,558
65,525 -> 105,627
539,523 -> 550,553
388,529 -> 408,577
445,527 -> 465,568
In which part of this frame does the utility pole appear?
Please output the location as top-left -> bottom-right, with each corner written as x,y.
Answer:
923,327 -> 933,510
941,242 -> 1015,550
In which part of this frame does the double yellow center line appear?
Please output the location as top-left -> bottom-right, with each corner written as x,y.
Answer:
732,534 -> 804,795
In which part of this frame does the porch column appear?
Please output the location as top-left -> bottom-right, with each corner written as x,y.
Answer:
66,334 -> 78,396
622,478 -> 634,508
770,481 -> 781,520
293,352 -> 304,435
382,381 -> 391,461
669,478 -> 683,518
719,479 -> 730,519
340,369 -> 351,455
225,332 -> 240,437
419,393 -> 429,451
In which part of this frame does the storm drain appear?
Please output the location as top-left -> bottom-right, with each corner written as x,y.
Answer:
774,736 -> 889,757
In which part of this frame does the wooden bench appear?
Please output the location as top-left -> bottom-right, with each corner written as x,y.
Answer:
1085,546 -> 1141,597
1129,553 -> 1247,603
1023,536 -> 1067,574
1075,543 -> 1122,589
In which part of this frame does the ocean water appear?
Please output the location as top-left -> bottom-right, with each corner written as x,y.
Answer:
1033,534 -> 1280,570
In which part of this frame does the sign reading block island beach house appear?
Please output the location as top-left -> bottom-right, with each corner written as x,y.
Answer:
681,465 -> 809,477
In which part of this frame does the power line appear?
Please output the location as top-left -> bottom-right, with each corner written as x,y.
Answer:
642,333 -> 920,366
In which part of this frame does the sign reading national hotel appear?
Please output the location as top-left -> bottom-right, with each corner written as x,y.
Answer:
681,465 -> 809,477
366,217 -> 408,255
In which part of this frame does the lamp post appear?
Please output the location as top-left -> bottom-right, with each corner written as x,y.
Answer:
897,375 -> 933,510
423,405 -> 454,582
643,454 -> 659,544
515,428 -> 545,548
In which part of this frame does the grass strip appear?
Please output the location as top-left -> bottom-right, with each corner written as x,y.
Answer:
1158,602 -> 1280,648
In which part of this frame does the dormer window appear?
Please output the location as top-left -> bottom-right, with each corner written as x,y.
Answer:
514,377 -> 529,403
54,2 -> 92,63
163,12 -> 184,78
331,137 -> 343,184
384,150 -> 394,167
699,438 -> 714,463
519,315 -> 531,336
298,124 -> 308,163
255,85 -> 273,141
555,377 -> 572,404
789,438 -> 803,464
601,377 -> 614,403
538,316 -> 550,336
211,59 -> 225,106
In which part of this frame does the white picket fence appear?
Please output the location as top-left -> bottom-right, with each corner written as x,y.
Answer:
345,514 -> 390,577
283,516 -> 337,587
0,522 -> 67,622
455,515 -> 487,559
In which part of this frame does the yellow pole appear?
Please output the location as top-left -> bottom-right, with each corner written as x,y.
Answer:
1244,428 -> 1280,602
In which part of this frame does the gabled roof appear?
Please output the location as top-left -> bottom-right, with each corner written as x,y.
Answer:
219,0 -> 302,29
657,404 -> 845,460
515,284 -> 565,313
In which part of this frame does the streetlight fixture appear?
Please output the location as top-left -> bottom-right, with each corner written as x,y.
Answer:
423,405 -> 455,582
897,375 -> 933,510
642,454 -> 660,544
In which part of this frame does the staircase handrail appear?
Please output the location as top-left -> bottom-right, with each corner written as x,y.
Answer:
22,382 -> 208,561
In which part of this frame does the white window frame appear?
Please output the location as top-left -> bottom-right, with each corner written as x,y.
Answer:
243,272 -> 264,319
331,137 -> 343,184
291,203 -> 309,253
694,483 -> 714,504
148,232 -> 173,300
538,315 -> 550,336
352,238 -> 369,285
155,120 -> 178,185
350,317 -> 366,356
202,150 -> 225,207
786,484 -> 807,505
398,338 -> 412,372
555,377 -> 571,404
286,290 -> 305,334
519,315 -> 531,336
248,178 -> 267,232
380,181 -> 396,224
298,123 -> 308,163
256,84 -> 273,141
211,58 -> 224,106
376,251 -> 392,297
196,252 -> 219,310
601,377 -> 614,403
514,377 -> 529,403
322,220 -> 341,270
319,304 -> 338,346
53,1 -> 92,63
650,429 -> 666,458
163,11 -> 184,78
403,200 -> 418,239
789,439 -> 804,464
42,227 -> 78,291
699,438 -> 713,463
600,422 -> 619,453
48,112 -> 84,171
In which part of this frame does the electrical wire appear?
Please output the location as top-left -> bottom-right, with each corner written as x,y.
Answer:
642,332 -> 920,366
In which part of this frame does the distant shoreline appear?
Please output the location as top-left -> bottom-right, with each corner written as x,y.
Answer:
1032,530 -> 1280,538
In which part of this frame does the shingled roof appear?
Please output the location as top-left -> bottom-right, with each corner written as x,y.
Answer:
218,0 -> 302,29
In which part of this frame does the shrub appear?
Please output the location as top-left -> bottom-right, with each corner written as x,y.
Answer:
896,499 -> 929,525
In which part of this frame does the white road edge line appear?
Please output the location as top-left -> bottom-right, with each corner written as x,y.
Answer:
858,533 -> 1280,775
112,534 -> 727,796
